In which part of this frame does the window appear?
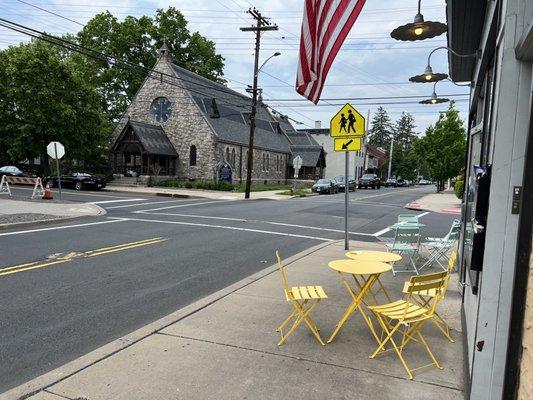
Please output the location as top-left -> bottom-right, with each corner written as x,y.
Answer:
150,97 -> 172,123
231,148 -> 236,169
226,148 -> 230,163
262,154 -> 266,172
266,154 -> 270,171
189,145 -> 197,166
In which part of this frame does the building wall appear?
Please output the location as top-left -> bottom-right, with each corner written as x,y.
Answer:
518,245 -> 533,400
112,56 -> 218,180
217,143 -> 288,183
462,0 -> 533,398
309,132 -> 363,179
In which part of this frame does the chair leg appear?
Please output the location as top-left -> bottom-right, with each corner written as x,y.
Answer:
278,300 -> 325,346
416,329 -> 443,370
276,308 -> 298,332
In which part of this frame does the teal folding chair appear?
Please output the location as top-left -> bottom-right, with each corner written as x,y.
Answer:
397,214 -> 419,224
385,225 -> 421,275
420,220 -> 460,270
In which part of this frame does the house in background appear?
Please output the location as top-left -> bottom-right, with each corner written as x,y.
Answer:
305,123 -> 386,180
109,45 -> 325,184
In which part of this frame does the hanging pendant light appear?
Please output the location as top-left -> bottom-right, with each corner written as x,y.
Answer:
419,82 -> 450,104
390,0 -> 447,41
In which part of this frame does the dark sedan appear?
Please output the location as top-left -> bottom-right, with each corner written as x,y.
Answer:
333,176 -> 356,192
312,179 -> 338,194
45,172 -> 106,191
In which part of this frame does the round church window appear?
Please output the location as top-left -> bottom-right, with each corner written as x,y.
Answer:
151,97 -> 172,123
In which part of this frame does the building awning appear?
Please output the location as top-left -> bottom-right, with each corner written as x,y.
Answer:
446,0 -> 486,81
113,120 -> 178,157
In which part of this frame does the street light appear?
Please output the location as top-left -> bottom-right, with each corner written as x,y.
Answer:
390,0 -> 447,41
409,46 -> 478,83
259,52 -> 281,73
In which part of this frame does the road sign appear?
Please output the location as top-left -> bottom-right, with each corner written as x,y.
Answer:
47,141 -> 65,159
334,137 -> 362,152
330,103 -> 365,138
293,155 -> 303,171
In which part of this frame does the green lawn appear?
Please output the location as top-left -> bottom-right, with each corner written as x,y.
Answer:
156,179 -> 290,192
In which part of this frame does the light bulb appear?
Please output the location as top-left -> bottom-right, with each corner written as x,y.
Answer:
431,99 -> 437,104
425,74 -> 432,81
414,27 -> 424,35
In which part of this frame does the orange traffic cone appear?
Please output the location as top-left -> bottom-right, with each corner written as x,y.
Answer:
43,183 -> 53,200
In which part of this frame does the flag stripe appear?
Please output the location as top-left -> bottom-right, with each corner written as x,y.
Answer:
296,0 -> 366,104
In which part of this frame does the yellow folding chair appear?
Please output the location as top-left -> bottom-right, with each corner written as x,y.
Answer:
275,251 -> 327,346
368,271 -> 448,379
401,250 -> 457,342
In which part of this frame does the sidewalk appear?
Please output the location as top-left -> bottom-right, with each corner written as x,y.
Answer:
11,241 -> 464,400
406,189 -> 462,215
0,198 -> 105,228
104,184 -> 296,200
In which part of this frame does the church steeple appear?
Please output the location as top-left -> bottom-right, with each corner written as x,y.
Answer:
158,39 -> 171,61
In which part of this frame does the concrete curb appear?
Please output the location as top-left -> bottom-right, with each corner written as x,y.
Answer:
1,241 -> 334,400
0,205 -> 107,231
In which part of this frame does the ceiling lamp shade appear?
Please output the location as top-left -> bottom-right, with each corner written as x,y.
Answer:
390,1 -> 447,41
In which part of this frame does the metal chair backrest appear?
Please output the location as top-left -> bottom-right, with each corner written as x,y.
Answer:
405,272 -> 448,317
275,250 -> 290,291
397,214 -> 419,224
394,225 -> 420,245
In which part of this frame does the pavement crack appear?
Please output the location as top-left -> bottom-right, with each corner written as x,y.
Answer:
156,332 -> 463,393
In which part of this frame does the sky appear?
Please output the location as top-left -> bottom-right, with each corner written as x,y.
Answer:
0,0 -> 469,135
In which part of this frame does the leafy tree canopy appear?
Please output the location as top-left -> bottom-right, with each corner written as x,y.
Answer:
0,40 -> 110,171
413,102 -> 467,190
75,7 -> 225,121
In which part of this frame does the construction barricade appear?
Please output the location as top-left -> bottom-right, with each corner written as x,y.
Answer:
0,175 -> 45,199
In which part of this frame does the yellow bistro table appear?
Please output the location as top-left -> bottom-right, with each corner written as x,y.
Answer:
327,259 -> 392,344
345,250 -> 402,304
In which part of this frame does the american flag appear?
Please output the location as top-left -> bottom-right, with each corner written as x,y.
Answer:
296,0 -> 367,104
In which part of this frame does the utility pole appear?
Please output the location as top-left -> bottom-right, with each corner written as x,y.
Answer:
387,135 -> 395,179
240,9 -> 278,199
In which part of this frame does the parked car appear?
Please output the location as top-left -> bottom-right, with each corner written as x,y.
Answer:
418,179 -> 432,185
396,179 -> 408,187
0,165 -> 39,179
45,172 -> 106,191
312,179 -> 338,194
358,174 -> 381,189
385,178 -> 397,187
332,176 -> 356,192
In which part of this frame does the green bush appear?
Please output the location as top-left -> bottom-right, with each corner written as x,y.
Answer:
454,180 -> 465,199
155,179 -> 289,192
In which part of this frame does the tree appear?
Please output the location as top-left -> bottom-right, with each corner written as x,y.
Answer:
0,40 -> 110,172
75,7 -> 225,121
413,102 -> 467,191
368,107 -> 393,148
389,112 -> 418,180
394,112 -> 416,151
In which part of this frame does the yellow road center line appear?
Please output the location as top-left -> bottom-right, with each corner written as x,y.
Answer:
84,237 -> 164,254
0,237 -> 167,277
0,259 -> 70,277
86,239 -> 167,257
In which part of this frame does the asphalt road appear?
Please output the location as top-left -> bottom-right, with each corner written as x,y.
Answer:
0,185 -> 455,393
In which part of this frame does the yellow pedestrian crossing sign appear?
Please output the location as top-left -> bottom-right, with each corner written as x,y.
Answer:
334,137 -> 362,152
330,103 -> 365,137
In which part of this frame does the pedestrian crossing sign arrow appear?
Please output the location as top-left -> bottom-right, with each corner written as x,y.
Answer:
334,137 -> 362,152
330,103 -> 365,138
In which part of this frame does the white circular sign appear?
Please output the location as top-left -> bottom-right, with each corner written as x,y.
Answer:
47,141 -> 65,159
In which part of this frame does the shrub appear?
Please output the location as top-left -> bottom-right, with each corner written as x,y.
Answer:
454,180 -> 465,199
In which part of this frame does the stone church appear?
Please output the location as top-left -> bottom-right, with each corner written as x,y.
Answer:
109,45 -> 326,183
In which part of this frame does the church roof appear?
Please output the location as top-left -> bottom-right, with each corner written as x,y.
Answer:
128,120 -> 178,157
171,64 -> 291,154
